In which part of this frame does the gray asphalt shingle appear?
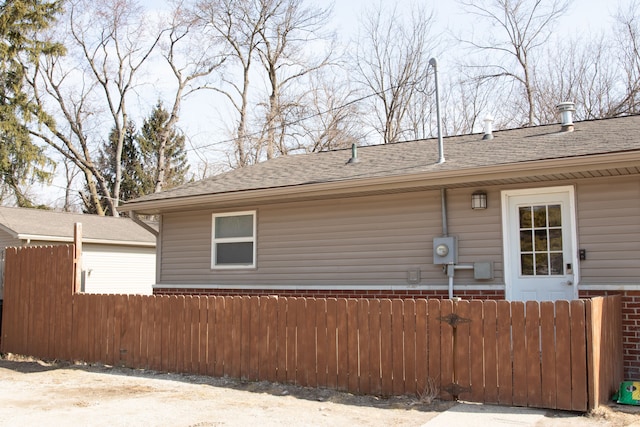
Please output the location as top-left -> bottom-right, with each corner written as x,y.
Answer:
0,207 -> 155,244
125,115 -> 640,205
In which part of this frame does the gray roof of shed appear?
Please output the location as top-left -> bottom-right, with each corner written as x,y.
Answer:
124,115 -> 640,211
0,207 -> 156,246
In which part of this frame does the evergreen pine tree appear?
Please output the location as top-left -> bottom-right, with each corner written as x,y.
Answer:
0,0 -> 64,207
83,121 -> 143,215
137,101 -> 190,193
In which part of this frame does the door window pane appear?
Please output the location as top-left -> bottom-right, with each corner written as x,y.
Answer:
535,253 -> 549,275
550,253 -> 564,275
520,230 -> 533,251
521,254 -> 534,275
548,205 -> 562,227
518,203 -> 564,277
534,229 -> 548,251
533,205 -> 547,228
519,207 -> 532,228
549,229 -> 563,251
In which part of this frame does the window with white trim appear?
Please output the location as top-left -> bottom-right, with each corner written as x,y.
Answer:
211,211 -> 256,269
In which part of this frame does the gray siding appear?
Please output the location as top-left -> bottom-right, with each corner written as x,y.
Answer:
159,190 -> 504,287
576,178 -> 640,285
158,176 -> 640,289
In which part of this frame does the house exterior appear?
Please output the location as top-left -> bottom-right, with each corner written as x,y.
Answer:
123,109 -> 640,378
0,207 -> 157,296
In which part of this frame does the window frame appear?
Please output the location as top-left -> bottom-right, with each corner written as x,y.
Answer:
211,210 -> 257,270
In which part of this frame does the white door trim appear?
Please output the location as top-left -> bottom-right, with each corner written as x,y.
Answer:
501,185 -> 580,301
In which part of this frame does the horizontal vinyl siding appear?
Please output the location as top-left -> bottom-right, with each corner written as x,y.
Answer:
576,178 -> 640,285
159,190 -> 507,287
160,211 -> 212,281
446,189 -> 504,282
158,176 -> 640,290
161,192 -> 442,285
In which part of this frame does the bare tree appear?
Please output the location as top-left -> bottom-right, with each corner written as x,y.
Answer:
288,72 -> 364,153
609,0 -> 640,116
151,0 -> 225,192
26,0 -> 162,215
193,0 -> 267,168
457,0 -> 572,127
533,32 -> 619,122
352,2 -> 440,144
254,0 -> 334,159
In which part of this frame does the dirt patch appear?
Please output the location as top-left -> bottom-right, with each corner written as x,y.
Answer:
0,354 -> 638,426
0,354 -> 453,426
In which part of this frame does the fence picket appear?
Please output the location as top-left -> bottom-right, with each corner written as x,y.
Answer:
358,298 -> 370,394
440,299 -> 454,400
379,299 -> 392,395
482,300 -> 498,404
315,298 -> 328,387
512,301 -> 527,406
455,300 -> 471,401
347,299 -> 359,393
214,296 -> 227,377
469,300 -> 485,403
496,300 -> 513,405
540,301 -> 557,408
336,298 -> 349,391
368,298 -> 382,395
525,301 -> 542,408
229,296 -> 242,379
325,298 -> 338,389
206,297 -> 216,377
570,300 -> 588,412
415,299 -> 428,396
275,296 -> 288,383
427,299 -> 441,398
404,299 -> 417,395
555,300 -> 572,410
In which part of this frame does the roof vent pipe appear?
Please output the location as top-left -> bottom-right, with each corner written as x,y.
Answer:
557,101 -> 576,132
429,58 -> 445,164
347,143 -> 360,164
482,115 -> 494,140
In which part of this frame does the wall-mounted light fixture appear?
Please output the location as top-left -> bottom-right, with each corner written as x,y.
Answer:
471,191 -> 487,210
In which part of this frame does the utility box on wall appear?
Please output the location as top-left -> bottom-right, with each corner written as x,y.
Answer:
433,236 -> 457,265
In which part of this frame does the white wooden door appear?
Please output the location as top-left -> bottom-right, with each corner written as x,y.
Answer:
502,187 -> 578,301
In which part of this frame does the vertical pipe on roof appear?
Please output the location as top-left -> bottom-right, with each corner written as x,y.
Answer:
429,58 -> 445,164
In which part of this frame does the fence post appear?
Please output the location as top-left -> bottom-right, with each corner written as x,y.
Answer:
73,223 -> 82,293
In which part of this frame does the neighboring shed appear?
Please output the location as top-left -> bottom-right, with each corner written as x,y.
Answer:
0,207 -> 156,297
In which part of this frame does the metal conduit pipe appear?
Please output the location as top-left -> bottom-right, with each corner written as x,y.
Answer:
441,188 -> 448,237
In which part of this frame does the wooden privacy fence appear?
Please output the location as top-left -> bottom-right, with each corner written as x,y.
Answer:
0,245 -> 623,411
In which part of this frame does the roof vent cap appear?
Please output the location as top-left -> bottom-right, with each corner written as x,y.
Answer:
557,101 -> 576,132
482,115 -> 494,140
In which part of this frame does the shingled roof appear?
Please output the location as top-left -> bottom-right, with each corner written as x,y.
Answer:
0,207 -> 156,246
123,115 -> 640,214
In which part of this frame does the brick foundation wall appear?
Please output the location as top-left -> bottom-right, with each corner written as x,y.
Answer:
153,287 -> 506,300
580,290 -> 640,380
